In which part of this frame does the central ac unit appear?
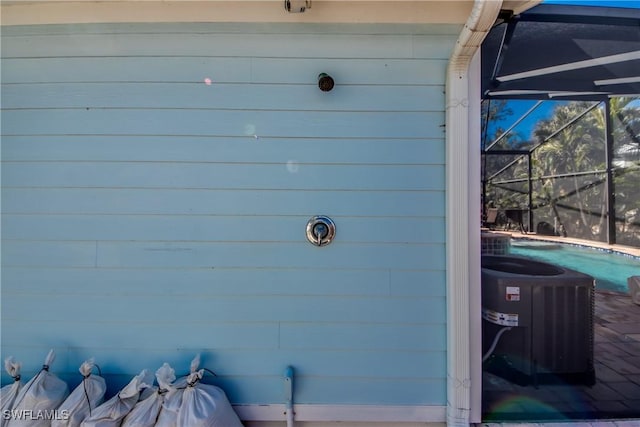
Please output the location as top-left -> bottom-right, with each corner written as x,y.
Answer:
482,255 -> 595,385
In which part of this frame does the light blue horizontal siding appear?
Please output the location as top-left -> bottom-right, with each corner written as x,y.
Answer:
2,267 -> 446,297
1,83 -> 445,111
1,241 -> 97,267
94,242 -> 443,269
1,188 -> 445,217
1,57 -> 447,85
1,32 -> 456,59
280,323 -> 445,351
1,162 -> 444,190
1,136 -> 445,164
1,22 -> 456,407
2,295 -> 445,327
0,346 -> 445,380
1,320 -> 279,350
2,215 -> 445,243
283,377 -> 446,405
2,109 -> 445,139
0,239 -> 439,271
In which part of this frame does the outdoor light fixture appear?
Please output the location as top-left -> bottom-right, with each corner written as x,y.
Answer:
318,73 -> 334,92
284,0 -> 311,13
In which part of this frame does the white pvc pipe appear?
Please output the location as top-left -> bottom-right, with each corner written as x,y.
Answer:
284,366 -> 294,427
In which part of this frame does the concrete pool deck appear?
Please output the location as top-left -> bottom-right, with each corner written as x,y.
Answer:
481,232 -> 640,424
506,231 -> 640,259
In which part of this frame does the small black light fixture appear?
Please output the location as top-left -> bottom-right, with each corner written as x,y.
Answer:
318,73 -> 335,92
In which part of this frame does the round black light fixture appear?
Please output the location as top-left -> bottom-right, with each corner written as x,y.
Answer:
318,73 -> 334,92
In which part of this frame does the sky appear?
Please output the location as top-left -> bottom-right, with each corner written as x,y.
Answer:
484,100 -> 560,149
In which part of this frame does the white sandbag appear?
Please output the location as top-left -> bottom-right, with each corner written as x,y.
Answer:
154,355 -> 201,427
118,386 -> 161,427
52,359 -> 106,427
1,357 -> 24,427
120,363 -> 176,427
80,369 -> 153,427
152,376 -> 189,427
177,369 -> 243,427
152,387 -> 183,427
7,350 -> 69,427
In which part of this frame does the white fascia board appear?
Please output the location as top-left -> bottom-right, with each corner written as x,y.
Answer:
233,404 -> 446,423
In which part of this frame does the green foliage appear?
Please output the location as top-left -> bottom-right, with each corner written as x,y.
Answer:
483,97 -> 640,247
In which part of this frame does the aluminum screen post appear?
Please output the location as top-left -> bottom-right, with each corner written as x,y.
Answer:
604,98 -> 617,245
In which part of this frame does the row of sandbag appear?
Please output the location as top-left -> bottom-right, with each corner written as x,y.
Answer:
1,350 -> 243,427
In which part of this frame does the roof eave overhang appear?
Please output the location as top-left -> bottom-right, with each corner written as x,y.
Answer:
0,0 -> 475,26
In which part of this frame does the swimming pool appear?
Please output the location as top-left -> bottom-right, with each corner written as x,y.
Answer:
509,240 -> 640,293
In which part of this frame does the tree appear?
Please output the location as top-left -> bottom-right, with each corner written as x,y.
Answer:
611,98 -> 640,245
530,98 -> 639,244
481,97 -> 639,246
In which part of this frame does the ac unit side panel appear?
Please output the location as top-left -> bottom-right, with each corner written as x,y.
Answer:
531,282 -> 595,375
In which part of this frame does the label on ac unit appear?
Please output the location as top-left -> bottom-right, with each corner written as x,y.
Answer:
505,286 -> 520,301
482,308 -> 519,327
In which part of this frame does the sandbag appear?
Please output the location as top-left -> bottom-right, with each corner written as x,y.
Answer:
120,363 -> 176,427
1,357 -> 24,427
177,370 -> 243,427
163,355 -> 243,427
52,359 -> 106,427
154,356 -> 201,427
152,386 -> 183,427
80,369 -> 153,427
7,350 -> 69,427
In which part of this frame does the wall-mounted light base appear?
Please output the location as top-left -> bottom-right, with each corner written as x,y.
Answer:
318,73 -> 334,92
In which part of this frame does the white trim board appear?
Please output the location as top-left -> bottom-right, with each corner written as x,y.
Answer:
233,404 -> 446,423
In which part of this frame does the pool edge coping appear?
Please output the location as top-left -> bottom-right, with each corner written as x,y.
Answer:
501,231 -> 640,261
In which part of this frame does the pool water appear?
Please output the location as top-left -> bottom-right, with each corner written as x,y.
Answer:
509,241 -> 640,293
